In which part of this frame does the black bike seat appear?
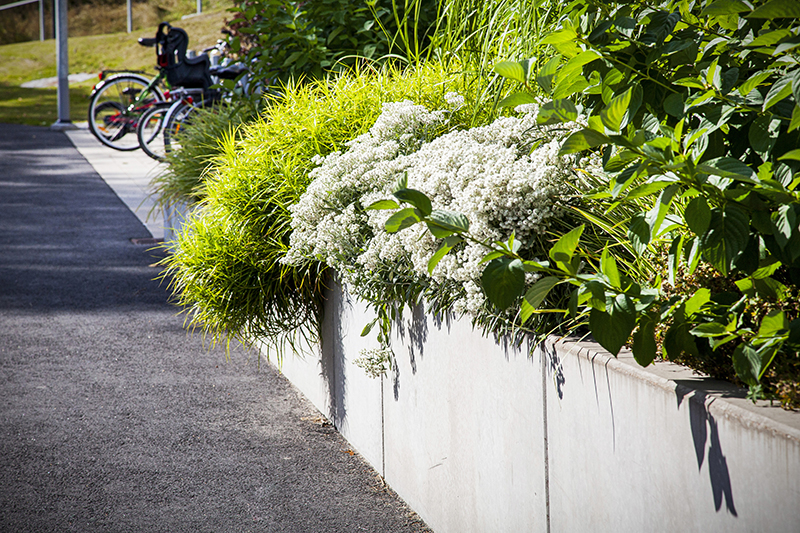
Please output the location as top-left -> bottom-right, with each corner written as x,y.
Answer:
138,37 -> 157,47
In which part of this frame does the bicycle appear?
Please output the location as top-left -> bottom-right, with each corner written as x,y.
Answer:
135,25 -> 252,161
137,61 -> 251,161
86,22 -> 173,151
88,22 -> 215,152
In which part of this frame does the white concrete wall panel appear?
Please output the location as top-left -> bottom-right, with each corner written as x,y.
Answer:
383,308 -> 547,533
263,284 -> 800,532
545,340 -> 800,533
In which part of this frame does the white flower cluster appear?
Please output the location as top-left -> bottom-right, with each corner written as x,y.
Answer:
285,98 -> 589,315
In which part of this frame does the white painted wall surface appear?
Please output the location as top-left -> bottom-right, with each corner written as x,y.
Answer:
268,284 -> 800,533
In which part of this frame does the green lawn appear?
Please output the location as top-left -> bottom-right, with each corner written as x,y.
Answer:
0,10 -> 227,126
0,83 -> 91,126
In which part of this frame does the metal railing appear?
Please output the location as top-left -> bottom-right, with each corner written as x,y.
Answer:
0,0 -> 45,41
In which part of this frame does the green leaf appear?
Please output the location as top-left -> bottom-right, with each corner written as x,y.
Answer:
537,99 -> 579,125
664,322 -> 700,359
706,58 -> 722,91
771,204 -> 797,250
366,199 -> 400,210
748,0 -> 800,18
699,157 -> 757,181
700,0 -> 752,16
646,184 -> 680,238
685,288 -> 711,316
673,77 -> 706,89
481,257 -> 526,310
553,72 -> 590,100
701,205 -> 751,275
426,209 -> 470,237
541,27 -> 578,45
686,236 -> 702,274
752,256 -> 782,279
691,322 -> 730,337
393,173 -> 408,192
559,129 -> 611,155
428,236 -> 462,274
628,213 -> 650,256
721,68 -> 740,95
536,56 -> 561,94
732,343 -> 761,386
632,314 -> 657,367
778,148 -> 800,161
758,310 -> 789,339
664,92 -> 685,117
749,29 -> 793,47
589,294 -> 636,356
524,276 -> 562,310
498,92 -> 538,108
685,196 -> 712,235
763,75 -> 794,112
601,86 -> 633,131
360,318 -> 378,337
790,105 -> 800,133
668,234 -> 684,285
494,60 -> 527,84
549,224 -> 584,272
749,114 -> 781,156
642,11 -> 682,47
600,246 -> 621,288
557,50 -> 602,81
738,71 -> 771,96
393,188 -> 432,216
385,207 -> 422,233
793,69 -> 800,104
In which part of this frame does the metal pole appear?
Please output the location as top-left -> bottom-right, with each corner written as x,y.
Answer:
127,0 -> 132,33
39,0 -> 44,40
51,0 -> 75,130
197,0 -> 201,14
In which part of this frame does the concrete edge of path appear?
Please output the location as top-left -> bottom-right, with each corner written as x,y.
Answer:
63,123 -> 167,240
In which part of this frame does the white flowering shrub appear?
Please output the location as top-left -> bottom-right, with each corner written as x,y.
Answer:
284,97 -> 592,315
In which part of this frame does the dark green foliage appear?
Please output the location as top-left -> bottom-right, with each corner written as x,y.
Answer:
224,0 -> 438,84
488,0 -> 800,403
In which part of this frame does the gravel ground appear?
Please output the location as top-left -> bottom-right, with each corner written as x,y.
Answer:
0,124 -> 431,533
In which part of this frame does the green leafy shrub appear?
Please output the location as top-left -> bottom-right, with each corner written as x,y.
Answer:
415,0 -> 800,405
224,0 -> 439,84
161,63 -> 488,355
150,102 -> 259,211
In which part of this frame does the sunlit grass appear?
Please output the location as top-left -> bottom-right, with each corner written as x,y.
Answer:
0,82 -> 91,126
0,10 -> 228,125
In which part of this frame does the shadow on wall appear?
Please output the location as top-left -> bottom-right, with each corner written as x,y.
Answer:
541,339 -> 566,400
675,383 -> 738,516
393,301 -> 431,400
321,275 -> 348,429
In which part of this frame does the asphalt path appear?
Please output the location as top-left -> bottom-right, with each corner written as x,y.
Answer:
0,124 -> 430,533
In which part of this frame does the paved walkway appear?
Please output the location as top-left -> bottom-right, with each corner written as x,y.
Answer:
0,124 -> 429,532
64,125 -> 165,240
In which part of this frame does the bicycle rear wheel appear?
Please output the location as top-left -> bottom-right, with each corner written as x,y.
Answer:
88,74 -> 164,151
162,99 -> 207,155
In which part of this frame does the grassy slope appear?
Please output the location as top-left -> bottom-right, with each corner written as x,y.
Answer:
0,10 -> 229,125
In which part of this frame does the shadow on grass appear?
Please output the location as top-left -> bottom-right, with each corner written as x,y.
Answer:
0,82 -> 91,126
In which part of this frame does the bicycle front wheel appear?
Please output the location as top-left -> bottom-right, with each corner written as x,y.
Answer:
137,104 -> 171,161
88,74 -> 164,151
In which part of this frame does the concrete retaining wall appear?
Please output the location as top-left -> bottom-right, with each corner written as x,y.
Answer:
271,283 -> 800,532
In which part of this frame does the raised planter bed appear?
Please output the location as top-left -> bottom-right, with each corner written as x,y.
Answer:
269,282 -> 800,532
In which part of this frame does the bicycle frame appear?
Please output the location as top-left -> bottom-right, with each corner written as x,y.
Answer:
89,69 -> 168,115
